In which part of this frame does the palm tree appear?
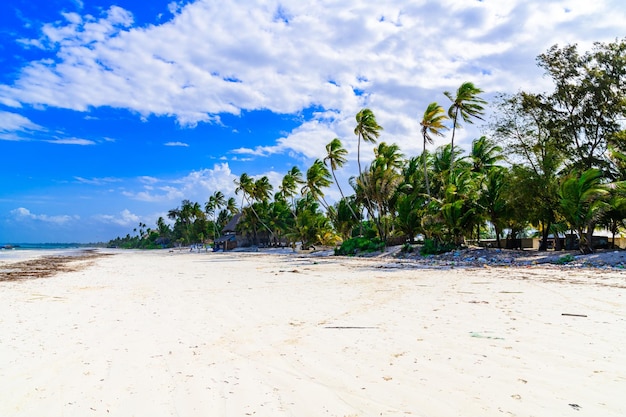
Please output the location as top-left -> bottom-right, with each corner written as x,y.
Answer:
444,82 -> 487,173
234,173 -> 255,208
354,108 -> 383,177
235,173 -> 275,243
559,168 -> 609,253
225,197 -> 238,215
253,176 -> 273,204
205,191 -> 225,239
470,136 -> 504,174
420,102 -> 449,198
302,159 -> 333,212
324,138 -> 349,199
324,138 -> 359,224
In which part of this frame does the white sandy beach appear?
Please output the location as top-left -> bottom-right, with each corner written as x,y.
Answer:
1,250 -> 625,416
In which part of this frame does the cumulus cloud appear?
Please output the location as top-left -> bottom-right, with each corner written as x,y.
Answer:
122,162 -> 239,203
1,0 -> 623,153
93,209 -> 140,226
10,207 -> 78,224
164,141 -> 189,147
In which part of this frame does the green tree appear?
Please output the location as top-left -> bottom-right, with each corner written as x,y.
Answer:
354,108 -> 383,177
420,102 -> 449,198
302,159 -> 333,213
537,39 -> 626,171
205,191 -> 226,239
559,169 -> 609,254
492,93 -> 565,250
444,82 -> 487,173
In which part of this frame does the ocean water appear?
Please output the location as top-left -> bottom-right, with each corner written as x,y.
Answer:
0,243 -> 94,261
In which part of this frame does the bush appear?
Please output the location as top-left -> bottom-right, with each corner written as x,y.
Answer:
420,238 -> 455,256
555,253 -> 575,264
335,237 -> 385,256
400,242 -> 414,253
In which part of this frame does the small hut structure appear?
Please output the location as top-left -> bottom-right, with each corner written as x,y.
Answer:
214,213 -> 242,251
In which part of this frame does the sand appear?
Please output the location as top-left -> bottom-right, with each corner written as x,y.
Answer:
0,249 -> 625,416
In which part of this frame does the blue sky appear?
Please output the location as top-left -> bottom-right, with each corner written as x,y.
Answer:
1,0 -> 624,243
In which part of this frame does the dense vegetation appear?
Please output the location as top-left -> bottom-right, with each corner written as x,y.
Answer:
110,39 -> 626,255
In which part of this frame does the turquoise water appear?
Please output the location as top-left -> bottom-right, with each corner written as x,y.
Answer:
0,243 -> 96,261
1,243 -> 88,250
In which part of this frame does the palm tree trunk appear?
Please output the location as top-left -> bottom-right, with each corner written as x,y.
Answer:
331,169 -> 359,223
355,132 -> 360,167
449,107 -> 459,176
423,141 -> 431,198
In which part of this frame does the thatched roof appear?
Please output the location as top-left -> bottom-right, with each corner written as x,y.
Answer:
221,212 -> 242,233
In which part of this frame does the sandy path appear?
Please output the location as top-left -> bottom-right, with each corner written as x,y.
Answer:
0,250 -> 624,416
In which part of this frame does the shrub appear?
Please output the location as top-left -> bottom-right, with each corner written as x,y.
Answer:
420,238 -> 455,256
335,237 -> 385,256
555,253 -> 575,264
400,242 -> 414,253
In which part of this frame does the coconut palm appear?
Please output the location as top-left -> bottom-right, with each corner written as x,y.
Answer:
324,138 -> 359,224
253,176 -> 273,203
225,197 -> 238,215
444,82 -> 487,173
302,159 -> 333,213
354,108 -> 383,177
420,102 -> 449,198
324,138 -> 349,198
234,173 -> 255,208
205,191 -> 225,239
559,168 -> 609,253
234,173 -> 275,243
470,136 -> 505,174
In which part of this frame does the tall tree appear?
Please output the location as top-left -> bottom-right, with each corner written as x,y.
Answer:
537,39 -> 626,171
354,108 -> 383,177
205,191 -> 225,239
420,102 -> 449,197
302,159 -> 333,213
491,92 -> 565,250
324,138 -> 359,225
444,82 -> 487,173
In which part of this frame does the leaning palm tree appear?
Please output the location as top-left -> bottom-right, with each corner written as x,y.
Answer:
324,138 -> 359,224
280,166 -> 305,215
234,173 -> 275,243
205,191 -> 225,240
420,102 -> 449,198
302,159 -> 333,213
324,138 -> 349,199
354,108 -> 383,177
444,82 -> 487,173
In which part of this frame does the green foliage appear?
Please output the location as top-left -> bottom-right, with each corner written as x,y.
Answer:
555,254 -> 575,264
335,237 -> 385,256
420,238 -> 455,256
400,242 -> 415,253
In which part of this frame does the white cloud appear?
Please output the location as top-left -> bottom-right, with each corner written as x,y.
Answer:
93,209 -> 140,226
122,162 -> 239,203
10,207 -> 78,224
46,138 -> 96,145
164,141 -> 189,147
74,176 -> 121,185
0,111 -> 44,141
1,0 -> 623,154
